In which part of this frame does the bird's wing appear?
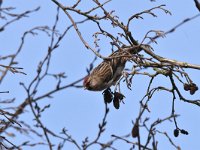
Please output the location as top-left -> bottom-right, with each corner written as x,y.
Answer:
90,50 -> 127,84
91,61 -> 113,83
109,51 -> 126,76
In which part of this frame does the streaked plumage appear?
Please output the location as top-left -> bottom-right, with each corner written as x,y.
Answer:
83,50 -> 129,91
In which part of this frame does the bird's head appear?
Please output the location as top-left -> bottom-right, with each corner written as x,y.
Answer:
83,75 -> 92,90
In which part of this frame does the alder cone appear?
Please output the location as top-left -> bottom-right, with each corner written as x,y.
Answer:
102,88 -> 113,103
113,92 -> 125,109
113,97 -> 120,109
180,129 -> 189,135
132,123 -> 139,138
184,83 -> 190,91
174,129 -> 179,137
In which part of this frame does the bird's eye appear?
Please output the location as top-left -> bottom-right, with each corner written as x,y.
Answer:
87,86 -> 92,90
86,82 -> 92,90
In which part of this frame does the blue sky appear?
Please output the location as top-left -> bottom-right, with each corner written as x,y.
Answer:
1,0 -> 200,149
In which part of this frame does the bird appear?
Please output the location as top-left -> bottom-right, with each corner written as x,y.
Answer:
83,47 -> 135,91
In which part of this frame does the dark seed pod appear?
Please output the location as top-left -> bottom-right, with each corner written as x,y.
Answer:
113,97 -> 120,109
132,123 -> 139,138
112,92 -> 126,109
190,87 -> 196,95
184,83 -> 190,91
189,83 -> 198,95
114,92 -> 125,100
180,129 -> 189,135
102,88 -> 113,103
190,83 -> 197,87
174,129 -> 179,137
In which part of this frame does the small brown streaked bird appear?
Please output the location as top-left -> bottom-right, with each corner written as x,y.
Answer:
83,47 -> 135,91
